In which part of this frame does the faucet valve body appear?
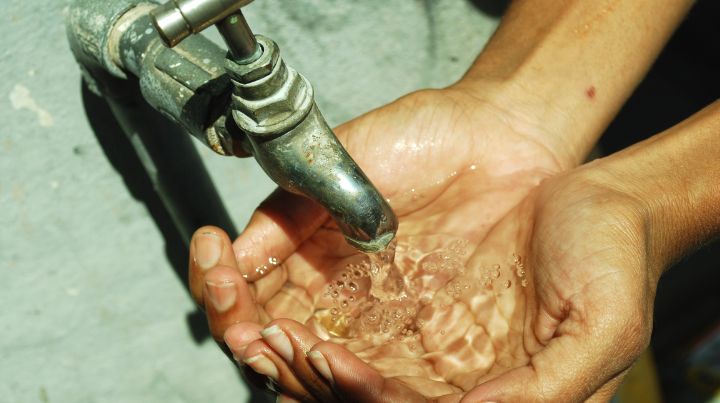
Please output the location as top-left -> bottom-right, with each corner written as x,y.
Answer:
147,0 -> 398,252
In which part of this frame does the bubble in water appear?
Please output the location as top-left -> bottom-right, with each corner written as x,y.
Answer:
268,256 -> 280,266
341,300 -> 349,308
349,295 -> 356,302
348,282 -> 358,292
504,280 -> 512,288
336,280 -> 345,289
521,278 -> 529,287
331,308 -> 339,315
331,290 -> 339,299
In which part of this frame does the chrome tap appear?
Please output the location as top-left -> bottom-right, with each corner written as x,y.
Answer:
67,0 -> 398,253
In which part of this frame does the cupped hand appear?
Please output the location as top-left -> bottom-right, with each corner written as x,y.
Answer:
188,86 -> 653,402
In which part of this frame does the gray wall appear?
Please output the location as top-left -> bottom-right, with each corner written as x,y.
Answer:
0,1 -> 498,401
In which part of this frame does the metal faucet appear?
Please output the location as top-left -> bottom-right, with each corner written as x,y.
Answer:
67,0 -> 397,253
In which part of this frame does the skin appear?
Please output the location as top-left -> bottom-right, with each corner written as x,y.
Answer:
184,0 -> 717,401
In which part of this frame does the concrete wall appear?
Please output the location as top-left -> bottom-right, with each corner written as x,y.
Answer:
0,1 -> 498,401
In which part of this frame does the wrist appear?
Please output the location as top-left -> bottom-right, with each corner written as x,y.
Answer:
581,102 -> 720,275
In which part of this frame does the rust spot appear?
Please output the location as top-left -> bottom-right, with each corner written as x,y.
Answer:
586,86 -> 596,100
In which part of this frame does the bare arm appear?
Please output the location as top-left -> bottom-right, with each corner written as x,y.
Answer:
456,0 -> 695,167
592,100 -> 720,278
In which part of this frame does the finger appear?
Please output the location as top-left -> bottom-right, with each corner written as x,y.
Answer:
233,188 -> 328,282
204,265 -> 259,341
189,226 -> 239,307
308,341 -> 429,403
224,322 -> 264,361
242,338 -> 319,402
259,320 -> 337,402
224,323 -> 288,398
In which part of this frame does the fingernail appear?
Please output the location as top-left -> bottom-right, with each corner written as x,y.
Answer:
260,325 -> 294,362
307,350 -> 333,383
244,354 -> 279,380
195,232 -> 222,270
205,280 -> 236,312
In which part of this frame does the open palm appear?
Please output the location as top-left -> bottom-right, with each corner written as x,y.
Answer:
189,87 -> 650,402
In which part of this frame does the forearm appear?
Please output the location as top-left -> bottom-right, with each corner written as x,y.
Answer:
457,0 -> 694,167
592,101 -> 720,275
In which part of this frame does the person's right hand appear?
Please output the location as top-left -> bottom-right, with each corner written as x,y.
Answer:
248,162 -> 660,402
187,81 -> 585,401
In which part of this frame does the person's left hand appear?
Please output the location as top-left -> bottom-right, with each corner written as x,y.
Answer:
187,85 -> 655,402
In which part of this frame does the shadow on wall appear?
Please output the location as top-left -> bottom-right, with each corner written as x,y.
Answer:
82,81 -> 276,402
81,83 -> 211,344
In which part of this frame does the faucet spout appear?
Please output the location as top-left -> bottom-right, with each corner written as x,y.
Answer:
250,105 -> 398,253
226,36 -> 398,252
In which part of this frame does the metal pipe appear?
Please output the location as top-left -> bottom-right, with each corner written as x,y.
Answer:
150,0 -> 254,47
217,11 -> 260,62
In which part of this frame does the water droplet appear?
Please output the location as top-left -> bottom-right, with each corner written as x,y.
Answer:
348,296 -> 356,302
521,278 -> 529,287
331,290 -> 339,298
336,280 -> 344,289
504,280 -> 512,288
268,256 -> 280,266
331,308 -> 339,316
348,282 -> 358,292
